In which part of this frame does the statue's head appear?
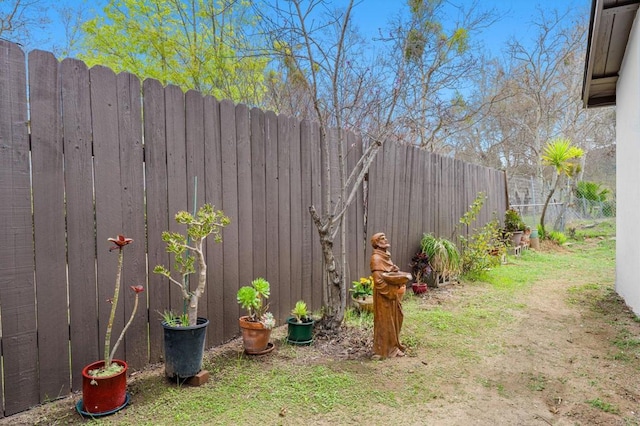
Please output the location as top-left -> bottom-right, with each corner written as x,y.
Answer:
371,232 -> 387,249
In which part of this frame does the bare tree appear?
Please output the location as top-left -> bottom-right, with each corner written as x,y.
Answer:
0,0 -> 50,47
382,0 -> 498,153
255,0 -> 403,329
452,6 -> 614,186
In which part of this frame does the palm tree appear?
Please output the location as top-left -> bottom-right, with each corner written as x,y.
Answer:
539,138 -> 584,237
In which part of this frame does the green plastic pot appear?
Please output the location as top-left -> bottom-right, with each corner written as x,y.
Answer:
286,316 -> 315,345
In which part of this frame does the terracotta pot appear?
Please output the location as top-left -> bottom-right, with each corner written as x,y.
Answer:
238,316 -> 272,354
81,359 -> 128,414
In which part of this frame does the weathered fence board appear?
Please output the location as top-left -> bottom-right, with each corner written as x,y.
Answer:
236,103 -> 254,296
220,99 -> 240,340
277,114 -> 292,320
264,110 -> 281,317
309,120 -> 323,308
203,95 -> 225,346
143,78 -> 171,362
0,41 -> 39,416
290,117 -> 303,308
61,57 -> 99,389
0,42 -> 507,417
29,49 -> 70,402
300,120 -> 314,306
117,71 -> 147,369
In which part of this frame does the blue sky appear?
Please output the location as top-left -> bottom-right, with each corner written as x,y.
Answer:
29,0 -> 589,58
352,0 -> 589,56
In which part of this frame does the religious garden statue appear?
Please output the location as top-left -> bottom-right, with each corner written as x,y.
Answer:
370,232 -> 412,358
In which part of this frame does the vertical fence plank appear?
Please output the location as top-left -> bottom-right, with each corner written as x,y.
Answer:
309,121 -> 323,310
220,99 -> 240,340
277,114 -> 291,321
264,111 -> 281,311
366,140 -> 387,264
61,57 -> 98,390
165,85 -> 189,312
91,65 -> 125,363
250,108 -> 267,281
236,103 -> 254,292
185,90 -> 208,322
354,136 -> 366,279
407,148 -> 424,253
116,72 -> 147,368
204,95 -> 225,345
143,78 -> 170,362
345,132 -> 359,284
0,40 -> 39,416
345,132 -> 356,284
29,49 -> 70,401
299,120 -> 313,306
289,117 -> 302,312
186,90 -> 206,216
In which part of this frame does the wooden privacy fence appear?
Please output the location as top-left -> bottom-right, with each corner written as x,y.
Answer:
0,41 -> 506,417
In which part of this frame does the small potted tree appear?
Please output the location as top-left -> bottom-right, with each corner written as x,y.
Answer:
79,235 -> 144,416
286,300 -> 315,345
237,277 -> 276,354
153,204 -> 230,379
504,208 -> 527,247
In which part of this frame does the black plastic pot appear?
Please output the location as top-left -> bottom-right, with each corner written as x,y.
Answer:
162,317 -> 209,379
286,316 -> 315,345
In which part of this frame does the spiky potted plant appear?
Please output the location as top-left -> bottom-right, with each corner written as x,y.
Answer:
153,203 -> 230,379
286,300 -> 315,345
80,235 -> 144,416
237,277 -> 276,354
420,233 -> 460,288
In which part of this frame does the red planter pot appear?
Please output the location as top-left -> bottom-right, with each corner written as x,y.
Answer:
81,359 -> 128,415
412,282 -> 428,294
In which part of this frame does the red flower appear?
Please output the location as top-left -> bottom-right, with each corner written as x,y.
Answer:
108,235 -> 133,251
130,285 -> 144,294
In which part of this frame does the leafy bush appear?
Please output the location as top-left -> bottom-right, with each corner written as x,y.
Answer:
549,231 -> 567,245
460,218 -> 505,276
504,208 -> 526,233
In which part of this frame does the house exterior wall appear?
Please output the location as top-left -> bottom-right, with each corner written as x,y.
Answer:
616,11 -> 640,315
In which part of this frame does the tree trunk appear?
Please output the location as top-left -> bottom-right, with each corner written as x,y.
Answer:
309,206 -> 345,329
540,175 -> 559,237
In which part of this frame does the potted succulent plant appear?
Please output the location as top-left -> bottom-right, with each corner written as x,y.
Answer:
420,233 -> 460,287
504,208 -> 527,246
79,235 -> 144,416
286,300 -> 315,345
350,276 -> 374,312
237,277 -> 276,354
153,203 -> 230,379
409,250 -> 430,294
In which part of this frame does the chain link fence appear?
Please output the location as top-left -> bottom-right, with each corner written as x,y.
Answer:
507,176 -> 615,233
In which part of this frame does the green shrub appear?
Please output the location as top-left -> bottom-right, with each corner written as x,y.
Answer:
549,231 -> 567,245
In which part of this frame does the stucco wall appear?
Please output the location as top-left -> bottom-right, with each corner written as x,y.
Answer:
616,11 -> 640,315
